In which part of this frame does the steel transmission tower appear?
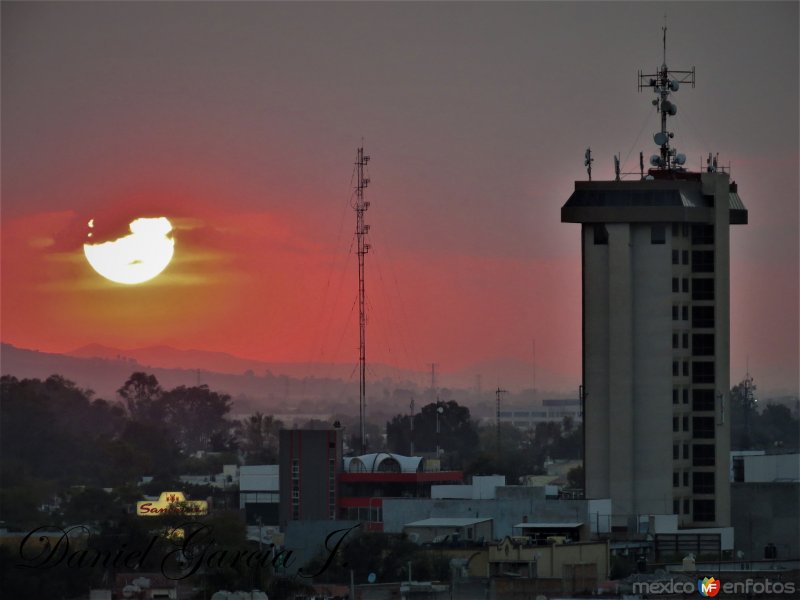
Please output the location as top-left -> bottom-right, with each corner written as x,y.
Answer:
354,146 -> 371,455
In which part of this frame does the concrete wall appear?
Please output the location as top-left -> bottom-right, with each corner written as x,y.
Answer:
731,482 -> 800,559
743,454 -> 800,482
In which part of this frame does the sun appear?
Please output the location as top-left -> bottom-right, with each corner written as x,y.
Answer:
84,217 -> 175,285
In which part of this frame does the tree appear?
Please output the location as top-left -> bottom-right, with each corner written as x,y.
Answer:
238,412 -> 283,464
118,372 -> 163,421
159,385 -> 233,454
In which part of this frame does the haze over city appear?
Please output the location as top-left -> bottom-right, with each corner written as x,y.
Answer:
2,2 -> 797,396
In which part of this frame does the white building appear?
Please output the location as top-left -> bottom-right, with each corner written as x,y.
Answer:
561,44 -> 746,529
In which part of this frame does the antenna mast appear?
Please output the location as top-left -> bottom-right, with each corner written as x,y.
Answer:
495,387 -> 508,455
355,145 -> 371,454
638,23 -> 695,171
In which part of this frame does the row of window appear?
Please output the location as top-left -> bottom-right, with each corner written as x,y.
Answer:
673,305 -> 715,328
673,387 -> 717,411
672,416 -> 716,438
672,498 -> 716,522
673,443 -> 716,466
672,277 -> 716,300
591,224 -> 715,247
672,360 -> 716,383
673,332 -> 715,355
672,471 -> 715,494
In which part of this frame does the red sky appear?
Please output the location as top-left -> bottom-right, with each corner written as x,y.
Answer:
2,2 -> 797,393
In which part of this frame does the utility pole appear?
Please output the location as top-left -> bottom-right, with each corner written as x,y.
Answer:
495,387 -> 508,455
429,362 -> 439,397
355,145 -> 371,455
409,397 -> 415,456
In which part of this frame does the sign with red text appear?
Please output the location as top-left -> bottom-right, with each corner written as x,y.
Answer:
136,491 -> 208,517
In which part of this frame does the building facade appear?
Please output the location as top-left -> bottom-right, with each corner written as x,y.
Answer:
278,428 -> 343,529
563,171 -> 746,529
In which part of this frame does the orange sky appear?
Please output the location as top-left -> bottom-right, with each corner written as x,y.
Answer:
2,2 -> 797,393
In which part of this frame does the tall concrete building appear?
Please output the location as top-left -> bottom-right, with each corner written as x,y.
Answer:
561,35 -> 747,529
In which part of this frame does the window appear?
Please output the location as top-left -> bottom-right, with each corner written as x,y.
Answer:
682,415 -> 689,432
692,306 -> 715,328
693,389 -> 716,411
692,224 -> 714,245
692,278 -> 715,300
693,499 -> 715,522
672,249 -> 680,265
693,417 -> 715,439
673,416 -> 679,432
651,225 -> 666,244
693,472 -> 715,494
682,278 -> 689,293
672,278 -> 680,293
682,223 -> 690,237
673,361 -> 679,377
683,498 -> 690,515
673,499 -> 680,514
682,306 -> 689,321
673,471 -> 679,487
692,250 -> 714,273
683,443 -> 689,459
693,444 -> 715,466
673,444 -> 679,460
593,224 -> 608,245
672,333 -> 679,349
692,334 -> 715,356
672,223 -> 680,237
683,471 -> 689,487
683,388 -> 689,404
693,361 -> 715,384
682,333 -> 689,349
672,305 -> 679,320
673,388 -> 679,404
682,250 -> 689,265
682,361 -> 689,376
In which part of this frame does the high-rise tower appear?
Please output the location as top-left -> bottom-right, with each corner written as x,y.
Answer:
561,28 -> 747,528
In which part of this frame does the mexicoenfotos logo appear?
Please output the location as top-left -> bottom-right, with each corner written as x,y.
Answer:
698,576 -> 721,597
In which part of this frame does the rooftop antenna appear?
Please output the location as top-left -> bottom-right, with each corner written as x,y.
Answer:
614,154 -> 621,181
639,151 -> 645,179
354,144 -> 371,454
638,20 -> 694,171
584,148 -> 593,180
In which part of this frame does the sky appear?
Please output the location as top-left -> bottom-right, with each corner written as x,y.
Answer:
2,1 -> 798,394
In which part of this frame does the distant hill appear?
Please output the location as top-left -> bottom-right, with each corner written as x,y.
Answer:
1,342 -> 578,420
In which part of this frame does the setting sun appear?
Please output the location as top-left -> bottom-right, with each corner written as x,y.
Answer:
83,217 -> 175,285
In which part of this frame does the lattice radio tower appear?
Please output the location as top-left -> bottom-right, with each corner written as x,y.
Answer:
354,146 -> 371,454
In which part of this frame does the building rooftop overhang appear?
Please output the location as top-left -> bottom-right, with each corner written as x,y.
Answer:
561,177 -> 747,225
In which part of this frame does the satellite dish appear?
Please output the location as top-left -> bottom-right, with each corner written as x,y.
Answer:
668,102 -> 677,116
670,80 -> 680,92
654,132 -> 668,146
675,153 -> 686,165
650,154 -> 661,167
645,175 -> 655,180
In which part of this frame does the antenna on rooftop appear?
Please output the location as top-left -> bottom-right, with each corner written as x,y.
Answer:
638,22 -> 695,171
614,154 -> 621,181
584,148 -> 594,181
